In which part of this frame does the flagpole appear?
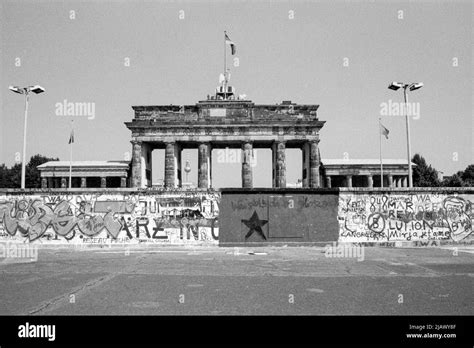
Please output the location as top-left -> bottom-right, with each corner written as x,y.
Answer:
224,30 -> 227,99
69,119 -> 73,189
379,117 -> 383,188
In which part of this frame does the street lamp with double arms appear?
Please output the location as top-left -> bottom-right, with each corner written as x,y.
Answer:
388,81 -> 423,188
9,85 -> 45,189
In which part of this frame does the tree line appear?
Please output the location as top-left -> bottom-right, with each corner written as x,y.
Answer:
412,153 -> 473,187
0,155 -> 59,188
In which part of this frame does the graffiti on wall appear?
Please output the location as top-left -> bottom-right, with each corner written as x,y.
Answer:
338,193 -> 473,242
0,192 -> 220,245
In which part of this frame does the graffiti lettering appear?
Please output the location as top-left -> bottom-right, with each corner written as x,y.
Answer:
339,193 -> 473,243
0,193 -> 220,245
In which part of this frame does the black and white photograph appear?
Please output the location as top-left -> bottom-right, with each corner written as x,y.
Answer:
0,0 -> 473,346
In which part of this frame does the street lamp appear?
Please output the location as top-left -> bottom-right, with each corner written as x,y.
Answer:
9,85 -> 45,189
388,81 -> 423,188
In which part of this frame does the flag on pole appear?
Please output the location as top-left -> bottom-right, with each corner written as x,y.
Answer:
225,33 -> 236,55
68,129 -> 74,144
380,123 -> 389,139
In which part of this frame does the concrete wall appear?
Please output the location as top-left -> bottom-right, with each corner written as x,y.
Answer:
219,189 -> 339,246
219,188 -> 473,246
1,187 -> 472,246
0,189 -> 219,245
338,188 -> 473,244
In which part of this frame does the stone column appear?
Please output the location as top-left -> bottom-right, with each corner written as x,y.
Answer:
81,177 -> 87,188
388,175 -> 393,188
346,175 -> 353,188
198,143 -> 211,188
209,147 -> 213,188
241,142 -> 253,188
120,177 -> 127,188
41,178 -> 47,189
131,140 -> 142,188
272,141 -> 286,188
47,178 -> 53,189
309,140 -> 321,188
301,143 -> 310,188
100,177 -> 106,188
61,177 -> 67,188
176,145 -> 182,188
402,176 -> 407,187
137,142 -> 153,188
164,142 -> 177,188
326,176 -> 332,188
367,175 -> 373,188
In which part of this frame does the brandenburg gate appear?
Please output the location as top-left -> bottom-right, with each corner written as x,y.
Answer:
125,86 -> 325,189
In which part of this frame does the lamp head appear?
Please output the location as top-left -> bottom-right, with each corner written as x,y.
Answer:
409,82 -> 423,91
388,82 -> 403,91
30,85 -> 45,94
9,86 -> 25,94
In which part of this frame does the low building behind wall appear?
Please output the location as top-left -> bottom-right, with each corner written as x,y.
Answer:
37,161 -> 130,188
0,188 -> 219,246
322,159 -> 413,188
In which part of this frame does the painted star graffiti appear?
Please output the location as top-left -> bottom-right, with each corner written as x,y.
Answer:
242,210 -> 268,241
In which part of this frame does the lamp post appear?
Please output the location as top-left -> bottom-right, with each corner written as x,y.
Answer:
9,85 -> 45,189
388,82 -> 423,188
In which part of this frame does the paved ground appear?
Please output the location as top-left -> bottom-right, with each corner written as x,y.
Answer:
0,244 -> 473,315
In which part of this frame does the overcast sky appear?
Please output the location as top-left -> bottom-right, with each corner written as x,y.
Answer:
1,0 -> 472,187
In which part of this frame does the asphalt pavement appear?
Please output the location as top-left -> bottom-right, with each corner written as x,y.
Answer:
0,244 -> 473,315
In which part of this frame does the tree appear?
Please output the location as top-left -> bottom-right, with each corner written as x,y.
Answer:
26,154 -> 59,188
442,165 -> 474,187
0,154 -> 59,188
6,163 -> 21,188
442,172 -> 464,187
411,154 -> 441,187
461,164 -> 474,186
0,164 -> 11,188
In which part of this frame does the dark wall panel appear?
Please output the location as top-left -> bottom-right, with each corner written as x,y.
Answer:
220,189 -> 339,245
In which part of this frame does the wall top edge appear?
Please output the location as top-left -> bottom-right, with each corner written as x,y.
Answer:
0,188 -> 219,195
0,187 -> 472,195
338,187 -> 474,193
219,188 -> 340,194
220,187 -> 474,194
